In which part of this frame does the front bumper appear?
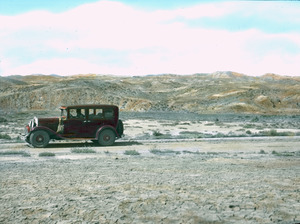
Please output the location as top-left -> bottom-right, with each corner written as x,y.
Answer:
24,125 -> 31,143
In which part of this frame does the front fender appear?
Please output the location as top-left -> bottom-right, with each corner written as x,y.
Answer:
95,125 -> 119,139
30,126 -> 63,140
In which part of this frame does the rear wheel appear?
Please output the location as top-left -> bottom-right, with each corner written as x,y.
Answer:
98,129 -> 116,146
30,130 -> 50,148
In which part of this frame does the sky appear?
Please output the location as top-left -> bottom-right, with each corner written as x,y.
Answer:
0,0 -> 300,77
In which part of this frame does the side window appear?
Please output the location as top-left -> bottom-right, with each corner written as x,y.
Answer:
69,109 -> 85,119
69,109 -> 76,118
91,109 -> 103,120
103,109 -> 114,119
88,109 -> 95,119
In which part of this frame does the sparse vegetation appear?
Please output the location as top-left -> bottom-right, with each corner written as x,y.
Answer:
272,150 -> 279,156
0,150 -> 30,157
39,152 -> 55,157
260,129 -> 295,137
269,129 -> 278,136
161,121 -> 180,126
182,150 -> 202,155
172,129 -> 299,139
152,130 -> 163,136
214,133 -> 226,138
259,149 -> 266,154
0,117 -> 8,123
150,149 -> 180,155
123,126 -> 299,140
23,152 -> 31,157
71,148 -> 96,153
178,131 -> 203,138
272,150 -> 295,157
243,124 -> 256,129
251,117 -> 259,122
181,122 -> 191,125
0,133 -> 11,140
124,150 -> 140,156
207,152 -> 220,155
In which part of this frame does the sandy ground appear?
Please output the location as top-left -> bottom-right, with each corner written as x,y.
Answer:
122,118 -> 300,141
0,114 -> 300,223
0,137 -> 300,224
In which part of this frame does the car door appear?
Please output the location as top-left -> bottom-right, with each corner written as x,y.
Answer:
84,108 -> 104,137
84,108 -> 115,138
62,109 -> 86,138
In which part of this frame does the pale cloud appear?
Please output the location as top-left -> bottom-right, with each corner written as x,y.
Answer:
5,58 -> 104,76
0,1 -> 300,76
148,3 -> 233,24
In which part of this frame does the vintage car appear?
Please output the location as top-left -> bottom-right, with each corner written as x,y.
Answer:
25,105 -> 124,148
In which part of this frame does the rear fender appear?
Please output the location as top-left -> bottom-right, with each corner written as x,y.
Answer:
95,125 -> 119,139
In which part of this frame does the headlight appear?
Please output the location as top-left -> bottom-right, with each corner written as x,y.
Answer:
25,125 -> 30,134
34,117 -> 38,127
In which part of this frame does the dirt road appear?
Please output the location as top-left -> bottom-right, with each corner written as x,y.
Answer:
0,137 -> 300,223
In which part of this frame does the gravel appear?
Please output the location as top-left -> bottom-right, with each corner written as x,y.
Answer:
1,143 -> 299,224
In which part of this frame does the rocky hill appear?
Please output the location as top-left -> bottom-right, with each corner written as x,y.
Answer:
0,72 -> 300,114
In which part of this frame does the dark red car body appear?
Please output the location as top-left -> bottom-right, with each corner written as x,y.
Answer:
25,105 -> 124,148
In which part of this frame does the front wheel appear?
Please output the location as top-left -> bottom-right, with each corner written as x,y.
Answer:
98,129 -> 116,146
30,130 -> 50,148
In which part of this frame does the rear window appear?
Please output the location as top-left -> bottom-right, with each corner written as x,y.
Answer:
90,108 -> 114,120
103,109 -> 114,119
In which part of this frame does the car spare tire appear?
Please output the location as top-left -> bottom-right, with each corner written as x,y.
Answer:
116,119 -> 124,136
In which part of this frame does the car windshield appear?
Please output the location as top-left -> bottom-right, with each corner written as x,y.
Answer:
61,109 -> 66,117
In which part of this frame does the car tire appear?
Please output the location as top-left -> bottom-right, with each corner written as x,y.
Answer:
98,129 -> 116,146
30,130 -> 50,148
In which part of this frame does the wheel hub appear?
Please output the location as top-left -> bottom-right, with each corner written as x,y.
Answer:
104,135 -> 110,141
36,135 -> 44,142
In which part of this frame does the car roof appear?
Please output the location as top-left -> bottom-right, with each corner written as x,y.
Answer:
60,105 -> 118,110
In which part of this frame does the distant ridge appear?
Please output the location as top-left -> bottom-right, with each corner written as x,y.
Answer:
0,71 -> 299,115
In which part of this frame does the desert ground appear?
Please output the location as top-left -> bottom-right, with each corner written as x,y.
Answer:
0,111 -> 300,223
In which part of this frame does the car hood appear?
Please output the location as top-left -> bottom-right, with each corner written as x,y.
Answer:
38,117 -> 59,125
37,117 -> 60,132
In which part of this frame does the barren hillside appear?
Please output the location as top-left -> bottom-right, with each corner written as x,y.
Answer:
0,72 -> 299,114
